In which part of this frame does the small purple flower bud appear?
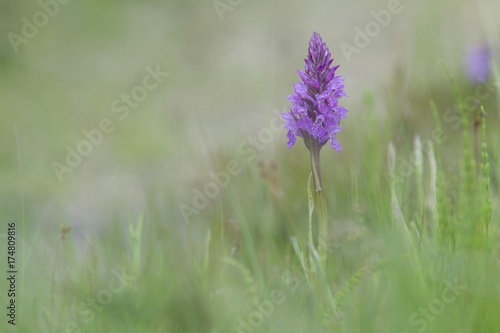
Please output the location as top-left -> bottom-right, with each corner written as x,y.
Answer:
465,44 -> 491,84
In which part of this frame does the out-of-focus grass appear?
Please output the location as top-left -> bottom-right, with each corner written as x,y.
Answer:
1,0 -> 500,333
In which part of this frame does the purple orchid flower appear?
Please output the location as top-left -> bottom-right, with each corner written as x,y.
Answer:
282,32 -> 348,153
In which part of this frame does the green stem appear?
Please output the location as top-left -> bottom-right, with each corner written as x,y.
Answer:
316,189 -> 328,271
310,145 -> 322,191
310,147 -> 328,271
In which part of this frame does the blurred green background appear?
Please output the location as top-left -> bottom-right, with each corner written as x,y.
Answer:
1,0 -> 500,332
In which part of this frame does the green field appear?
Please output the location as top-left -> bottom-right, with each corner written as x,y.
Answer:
1,0 -> 499,332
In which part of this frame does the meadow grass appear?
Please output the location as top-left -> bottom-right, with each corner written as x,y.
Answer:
3,70 -> 499,333
1,2 -> 500,333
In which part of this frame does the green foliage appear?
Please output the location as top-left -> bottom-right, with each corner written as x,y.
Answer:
1,2 -> 499,332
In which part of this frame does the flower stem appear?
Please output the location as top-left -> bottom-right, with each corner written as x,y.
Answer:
310,147 -> 328,271
316,188 -> 328,271
310,145 -> 322,191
